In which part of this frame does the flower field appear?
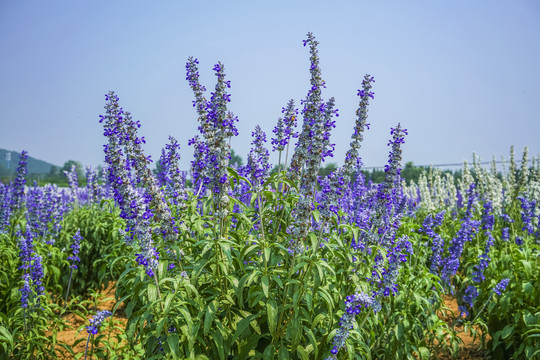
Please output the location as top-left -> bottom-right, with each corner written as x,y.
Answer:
1,33 -> 539,360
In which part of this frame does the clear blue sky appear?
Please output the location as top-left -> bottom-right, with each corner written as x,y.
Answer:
1,0 -> 539,171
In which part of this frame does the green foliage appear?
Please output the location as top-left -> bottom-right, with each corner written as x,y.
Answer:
414,196 -> 540,359
2,159 -> 539,358
59,200 -> 125,299
103,169 -> 454,359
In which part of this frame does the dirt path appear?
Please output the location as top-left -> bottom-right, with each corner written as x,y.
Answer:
52,283 -> 127,359
437,295 -> 491,360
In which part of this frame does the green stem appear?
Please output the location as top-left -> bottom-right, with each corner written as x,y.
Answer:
84,334 -> 92,360
153,272 -> 164,312
472,292 -> 494,323
64,267 -> 74,309
284,142 -> 291,172
257,188 -> 268,274
274,256 -> 296,343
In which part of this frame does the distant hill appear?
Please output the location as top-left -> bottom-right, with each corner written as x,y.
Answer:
0,148 -> 60,175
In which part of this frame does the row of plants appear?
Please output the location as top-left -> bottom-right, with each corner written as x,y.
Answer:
0,33 -> 538,359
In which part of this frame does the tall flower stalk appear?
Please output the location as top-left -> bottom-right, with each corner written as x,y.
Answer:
18,227 -> 44,333
84,310 -> 112,360
64,229 -> 82,307
271,99 -> 298,171
11,150 -> 28,212
186,57 -> 239,232
100,92 -> 160,278
288,32 -> 339,254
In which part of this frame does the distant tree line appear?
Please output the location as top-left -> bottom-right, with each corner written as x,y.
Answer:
0,160 -> 88,187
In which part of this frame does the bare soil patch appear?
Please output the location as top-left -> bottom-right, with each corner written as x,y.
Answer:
50,282 -> 128,359
437,295 -> 491,360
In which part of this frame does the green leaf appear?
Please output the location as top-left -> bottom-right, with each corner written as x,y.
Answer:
231,313 -> 260,344
163,293 -> 175,315
263,344 -> 274,360
303,326 -> 318,359
210,328 -> 226,360
312,313 -> 326,329
0,326 -> 13,349
147,283 -> 158,302
270,273 -> 284,289
179,307 -> 194,329
167,334 -> 180,358
296,345 -> 309,360
264,247 -> 271,266
520,260 -> 532,277
262,275 -> 269,298
278,344 -> 290,360
236,334 -> 262,360
395,323 -> 404,341
267,299 -> 278,335
419,347 -> 431,360
317,287 -> 334,313
501,325 -> 515,340
523,282 -> 534,297
306,292 -> 312,311
204,302 -> 216,335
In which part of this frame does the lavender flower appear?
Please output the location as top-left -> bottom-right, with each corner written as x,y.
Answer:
64,164 -> 79,202
288,33 -> 339,254
26,184 -> 67,244
372,236 -> 413,298
156,148 -> 169,187
459,285 -> 478,317
481,201 -> 494,231
86,166 -> 100,204
186,58 -> 239,220
380,124 -> 408,197
18,228 -> 44,309
419,211 -> 446,274
501,227 -> 510,241
0,183 -> 12,233
363,124 -> 408,248
327,292 -> 377,359
86,310 -> 112,335
159,136 -> 188,208
319,97 -> 338,161
500,213 -> 514,223
441,183 -> 480,286
11,150 -> 28,212
245,126 -> 270,189
289,32 -> 328,179
271,99 -> 298,155
120,110 -> 177,241
343,74 -> 375,171
68,229 -> 82,269
472,231 -> 494,283
493,278 -> 510,296
100,91 -> 161,277
316,74 -> 376,233
316,171 -> 346,231
518,196 -> 537,235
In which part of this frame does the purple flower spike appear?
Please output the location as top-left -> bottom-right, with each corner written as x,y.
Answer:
493,278 -> 510,296
67,229 -> 82,269
86,310 -> 112,334
245,125 -> 271,189
11,150 -> 28,211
